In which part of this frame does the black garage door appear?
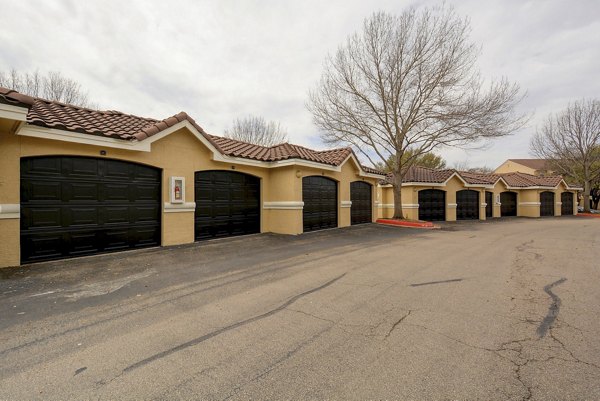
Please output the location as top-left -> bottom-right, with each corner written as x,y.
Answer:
456,190 -> 479,220
303,176 -> 337,232
561,192 -> 574,215
195,170 -> 260,241
20,156 -> 161,263
485,191 -> 493,218
418,189 -> 446,221
500,191 -> 517,217
350,181 -> 372,225
540,191 -> 555,216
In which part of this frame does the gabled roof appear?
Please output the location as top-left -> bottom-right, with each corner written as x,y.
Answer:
497,171 -> 563,188
505,158 -> 551,170
0,87 -> 384,174
209,135 -> 353,166
458,171 -> 499,185
403,166 -> 456,183
380,166 -> 576,189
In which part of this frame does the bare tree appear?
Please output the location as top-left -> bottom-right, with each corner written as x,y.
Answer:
451,161 -> 494,174
224,115 -> 288,146
531,99 -> 600,212
0,68 -> 94,108
375,150 -> 446,172
307,6 -> 526,219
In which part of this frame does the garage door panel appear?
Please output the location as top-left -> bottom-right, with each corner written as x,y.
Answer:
26,157 -> 61,176
485,191 -> 493,218
561,192 -> 573,215
69,182 -> 99,201
134,165 -> 161,182
69,207 -> 100,226
24,181 -> 62,202
103,228 -> 131,248
22,207 -> 62,229
104,206 -> 130,224
457,190 -> 479,220
70,158 -> 99,177
104,160 -> 134,180
21,234 -> 63,261
134,205 -> 160,222
104,183 -> 131,201
351,182 -> 372,225
69,231 -> 100,254
303,176 -> 337,232
540,192 -> 555,216
135,227 -> 161,247
21,156 -> 161,264
500,192 -> 517,216
134,184 -> 160,201
195,171 -> 260,241
419,189 -> 446,221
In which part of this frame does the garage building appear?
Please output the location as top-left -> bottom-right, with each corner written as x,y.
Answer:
0,88 -> 383,267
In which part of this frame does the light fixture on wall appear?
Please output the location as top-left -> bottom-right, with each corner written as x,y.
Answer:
296,170 -> 302,178
100,150 -> 107,156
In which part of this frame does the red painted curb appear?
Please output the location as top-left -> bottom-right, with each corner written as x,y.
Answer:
376,218 -> 435,228
577,213 -> 600,218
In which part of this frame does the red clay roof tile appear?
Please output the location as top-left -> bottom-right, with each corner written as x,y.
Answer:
0,86 -> 384,175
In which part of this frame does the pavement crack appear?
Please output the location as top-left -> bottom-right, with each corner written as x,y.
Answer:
548,326 -> 600,372
536,278 -> 567,338
221,324 -> 334,400
120,273 -> 346,374
285,308 -> 336,324
384,310 -> 412,339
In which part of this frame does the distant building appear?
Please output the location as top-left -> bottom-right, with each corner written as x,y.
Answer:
494,159 -> 554,176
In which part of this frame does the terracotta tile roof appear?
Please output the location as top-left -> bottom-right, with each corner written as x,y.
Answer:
508,158 -> 551,170
0,86 -> 384,174
498,172 -> 563,188
379,166 -> 570,189
404,166 -> 456,183
0,87 -> 35,108
458,171 -> 499,185
209,135 -> 354,167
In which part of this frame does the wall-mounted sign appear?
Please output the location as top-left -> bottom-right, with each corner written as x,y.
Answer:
170,176 -> 185,204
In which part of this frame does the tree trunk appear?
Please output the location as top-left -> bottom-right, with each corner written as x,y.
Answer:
583,180 -> 591,213
392,173 -> 404,219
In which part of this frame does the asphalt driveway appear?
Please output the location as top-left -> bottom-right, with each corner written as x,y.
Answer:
1,218 -> 599,400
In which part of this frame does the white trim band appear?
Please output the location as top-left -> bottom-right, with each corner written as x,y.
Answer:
519,202 -> 541,206
481,202 -> 488,207
341,201 -> 352,208
556,202 -> 562,205
163,202 -> 196,213
263,201 -> 304,210
0,104 -> 28,121
0,204 -> 20,219
447,203 -> 458,209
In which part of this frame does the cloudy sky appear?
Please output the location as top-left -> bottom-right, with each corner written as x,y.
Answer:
1,0 -> 599,168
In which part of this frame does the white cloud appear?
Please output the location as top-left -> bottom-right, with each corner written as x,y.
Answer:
1,0 -> 598,169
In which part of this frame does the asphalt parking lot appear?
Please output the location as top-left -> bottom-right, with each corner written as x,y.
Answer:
1,217 -> 599,400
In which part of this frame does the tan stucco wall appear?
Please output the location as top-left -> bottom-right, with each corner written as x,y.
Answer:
296,159 -> 380,229
518,189 -> 541,218
0,119 -> 382,267
377,186 -> 416,220
494,160 -> 537,175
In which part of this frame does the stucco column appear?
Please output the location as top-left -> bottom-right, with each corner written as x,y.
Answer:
0,128 -> 21,267
479,189 -> 487,220
263,167 -> 303,235
446,190 -> 457,221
